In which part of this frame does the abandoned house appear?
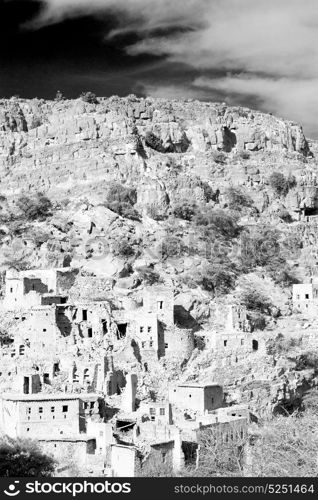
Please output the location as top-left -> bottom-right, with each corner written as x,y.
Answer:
168,383 -> 224,414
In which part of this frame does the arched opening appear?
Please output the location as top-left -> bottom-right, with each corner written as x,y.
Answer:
252,339 -> 258,351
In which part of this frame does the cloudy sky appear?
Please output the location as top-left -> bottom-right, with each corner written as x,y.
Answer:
1,0 -> 318,137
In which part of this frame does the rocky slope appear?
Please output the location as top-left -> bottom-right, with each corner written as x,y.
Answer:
1,95 -> 318,415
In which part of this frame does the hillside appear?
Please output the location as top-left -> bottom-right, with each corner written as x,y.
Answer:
1,94 -> 318,416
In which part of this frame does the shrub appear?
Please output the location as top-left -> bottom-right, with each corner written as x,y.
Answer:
246,410 -> 318,476
269,172 -> 297,197
182,260 -> 237,295
266,334 -> 301,355
120,205 -> 141,221
238,286 -> 272,315
240,227 -> 282,270
106,183 -> 137,206
273,266 -> 297,286
201,182 -> 216,202
194,209 -> 241,240
225,186 -> 254,211
54,90 -> 64,101
80,92 -> 98,104
161,235 -> 184,259
302,389 -> 318,414
16,192 -> 52,221
184,426 -> 246,477
201,262 -> 237,294
105,183 -> 140,220
295,352 -> 318,371
0,437 -> 55,477
172,202 -> 197,221
112,238 -> 136,258
147,205 -> 167,221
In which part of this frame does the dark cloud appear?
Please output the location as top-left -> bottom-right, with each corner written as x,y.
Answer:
2,0 -> 317,137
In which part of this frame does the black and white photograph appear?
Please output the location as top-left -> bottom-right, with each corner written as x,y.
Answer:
0,0 -> 318,492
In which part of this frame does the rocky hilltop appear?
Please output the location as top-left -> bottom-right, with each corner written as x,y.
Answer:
1,95 -> 318,416
0,96 -> 311,202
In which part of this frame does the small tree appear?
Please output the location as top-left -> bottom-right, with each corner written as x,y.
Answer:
194,209 -> 240,240
80,91 -> 98,104
172,202 -> 197,221
16,192 -> 52,221
161,235 -> 185,259
200,261 -> 237,295
238,286 -> 272,315
112,237 -> 136,258
269,172 -> 296,197
225,187 -> 254,211
105,183 -> 140,220
54,90 -> 64,101
0,437 -> 55,477
240,227 -> 282,271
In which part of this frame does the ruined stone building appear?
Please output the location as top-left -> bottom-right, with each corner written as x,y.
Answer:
169,383 -> 224,415
0,392 -> 104,438
0,266 -> 248,476
293,280 -> 318,316
3,268 -> 77,310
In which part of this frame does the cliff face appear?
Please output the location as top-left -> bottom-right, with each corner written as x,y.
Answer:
0,96 -> 310,204
1,95 -> 318,414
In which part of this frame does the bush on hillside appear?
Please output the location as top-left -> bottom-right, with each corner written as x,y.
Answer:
0,437 -> 55,477
80,91 -> 98,104
172,202 -> 198,221
194,208 -> 241,240
225,186 -> 254,211
238,285 -> 272,315
161,235 -> 185,259
269,172 -> 297,197
16,192 -> 52,222
105,183 -> 140,220
240,227 -> 282,271
112,237 -> 136,258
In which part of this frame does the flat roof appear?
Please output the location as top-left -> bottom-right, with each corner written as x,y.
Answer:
176,383 -> 222,389
38,435 -> 95,443
0,393 -> 101,401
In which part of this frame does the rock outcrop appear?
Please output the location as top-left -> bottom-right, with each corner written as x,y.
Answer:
0,96 -> 310,204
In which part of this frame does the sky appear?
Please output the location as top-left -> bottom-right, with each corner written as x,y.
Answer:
1,0 -> 318,137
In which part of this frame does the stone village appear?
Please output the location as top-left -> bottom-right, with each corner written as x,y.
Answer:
0,266 -> 274,476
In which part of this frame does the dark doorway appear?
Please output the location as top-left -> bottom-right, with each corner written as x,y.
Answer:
117,323 -> 127,339
252,339 -> 259,351
23,376 -> 29,394
182,442 -> 198,465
